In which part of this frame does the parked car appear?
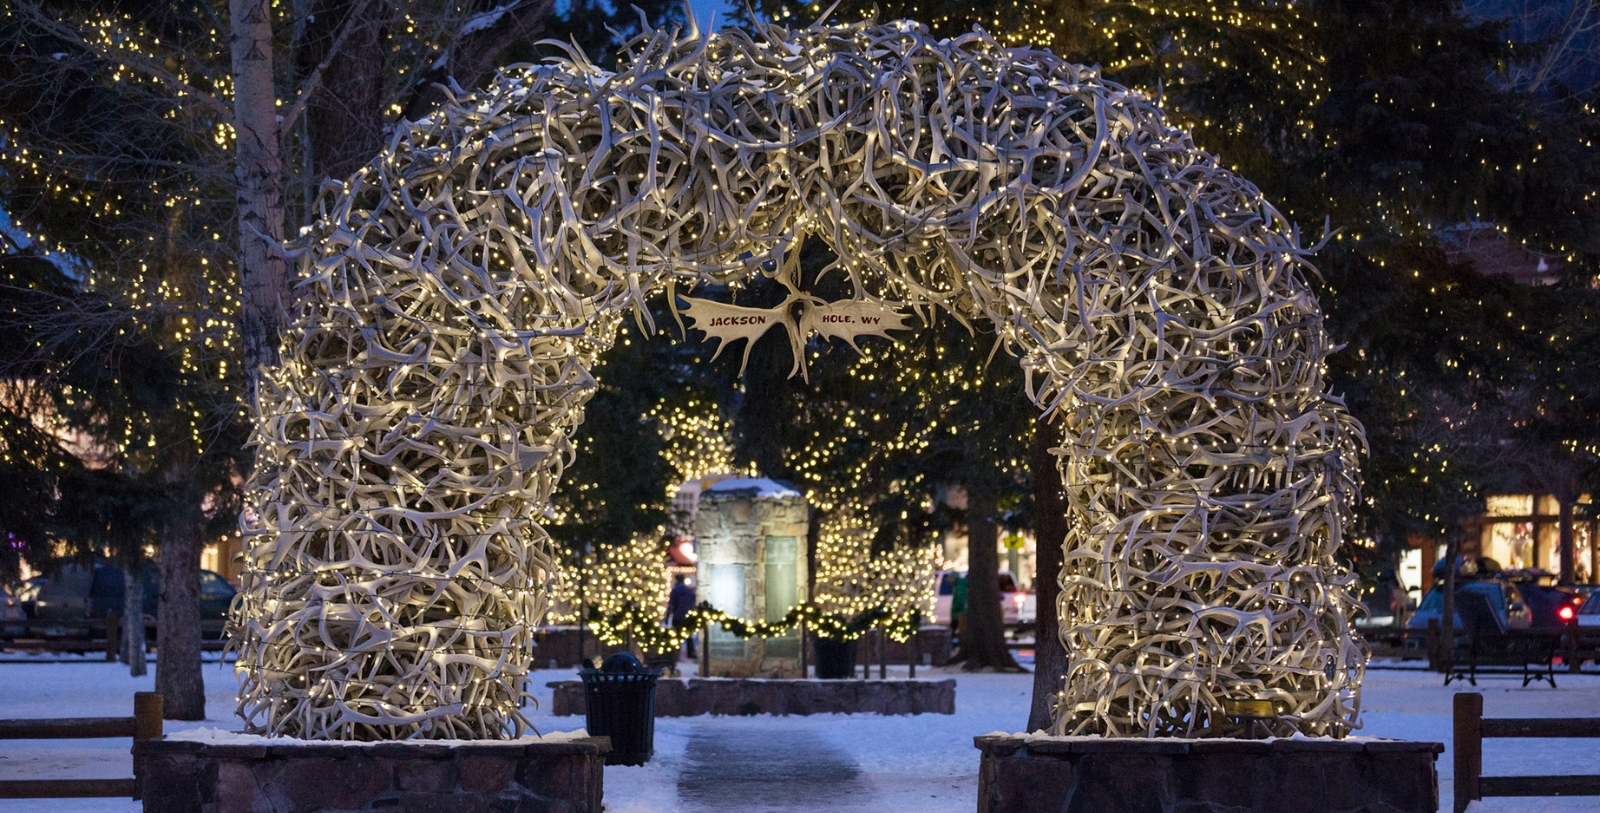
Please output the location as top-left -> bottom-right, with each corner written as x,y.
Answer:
1354,580 -> 1410,629
14,563 -> 235,639
1577,592 -> 1600,632
935,570 -> 958,625
1519,584 -> 1582,629
934,569 -> 1036,626
1406,579 -> 1533,633
998,571 -> 1038,626
0,585 -> 24,637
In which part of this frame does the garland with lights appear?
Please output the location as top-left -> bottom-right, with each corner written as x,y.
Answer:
231,16 -> 1366,740
584,600 -> 916,655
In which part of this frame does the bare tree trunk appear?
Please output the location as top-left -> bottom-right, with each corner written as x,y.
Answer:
123,557 -> 148,678
231,0 -> 288,385
733,329 -> 790,478
1439,533 -> 1459,675
963,480 -> 1022,672
1559,496 -> 1576,586
157,470 -> 206,720
1027,416 -> 1067,731
297,0 -> 392,182
805,505 -> 819,603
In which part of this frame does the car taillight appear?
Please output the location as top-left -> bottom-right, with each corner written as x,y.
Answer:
1012,594 -> 1026,606
1559,606 -> 1576,621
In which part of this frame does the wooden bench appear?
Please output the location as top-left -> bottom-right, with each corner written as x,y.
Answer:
1439,590 -> 1561,687
1444,630 -> 1561,688
1453,691 -> 1600,813
0,692 -> 162,799
2,616 -> 228,656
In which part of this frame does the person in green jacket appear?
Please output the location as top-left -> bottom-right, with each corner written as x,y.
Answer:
951,574 -> 968,652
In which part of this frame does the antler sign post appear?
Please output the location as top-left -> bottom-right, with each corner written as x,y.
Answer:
679,268 -> 909,376
229,18 -> 1367,741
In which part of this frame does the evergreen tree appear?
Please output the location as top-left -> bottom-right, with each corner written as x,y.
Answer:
0,0 -> 689,713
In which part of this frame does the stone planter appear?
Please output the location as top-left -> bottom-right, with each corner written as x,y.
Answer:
549,677 -> 956,717
975,734 -> 1443,813
136,731 -> 609,813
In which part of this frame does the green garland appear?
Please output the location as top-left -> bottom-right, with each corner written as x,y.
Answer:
581,601 -> 920,654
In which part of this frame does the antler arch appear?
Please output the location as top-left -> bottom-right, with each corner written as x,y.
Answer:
230,18 -> 1366,740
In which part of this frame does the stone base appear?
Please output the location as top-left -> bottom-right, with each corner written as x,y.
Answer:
136,733 -> 609,813
549,677 -> 956,717
976,735 -> 1442,813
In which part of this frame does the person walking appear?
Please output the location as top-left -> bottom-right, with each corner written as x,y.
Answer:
950,573 -> 968,656
667,575 -> 697,659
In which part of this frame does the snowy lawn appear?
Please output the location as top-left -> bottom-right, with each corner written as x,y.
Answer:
2,657 -> 1597,812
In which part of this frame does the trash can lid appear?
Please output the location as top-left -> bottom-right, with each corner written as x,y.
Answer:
600,652 -> 646,673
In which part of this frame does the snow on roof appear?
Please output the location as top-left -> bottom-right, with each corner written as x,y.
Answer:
702,477 -> 801,498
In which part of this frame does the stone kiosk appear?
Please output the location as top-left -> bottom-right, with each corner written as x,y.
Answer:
694,478 -> 809,678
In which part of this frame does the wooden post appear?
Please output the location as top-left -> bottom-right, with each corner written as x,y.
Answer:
1569,617 -> 1583,674
798,620 -> 808,679
878,629 -> 887,679
1454,692 -> 1482,813
132,692 -> 163,800
105,612 -> 120,662
908,628 -> 917,679
1427,618 -> 1442,673
1440,533 -> 1460,676
133,692 -> 162,741
699,620 -> 709,678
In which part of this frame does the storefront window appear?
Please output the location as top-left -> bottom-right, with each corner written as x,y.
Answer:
1577,523 -> 1593,584
1540,522 -> 1561,573
1487,495 -> 1534,517
1485,521 -> 1535,569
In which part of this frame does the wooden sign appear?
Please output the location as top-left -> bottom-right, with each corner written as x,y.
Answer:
680,293 -> 909,376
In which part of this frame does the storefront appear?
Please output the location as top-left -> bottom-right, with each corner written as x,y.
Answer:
1408,493 -> 1596,592
1477,494 -> 1595,583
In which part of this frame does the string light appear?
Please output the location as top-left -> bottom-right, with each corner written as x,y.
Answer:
233,17 -> 1365,742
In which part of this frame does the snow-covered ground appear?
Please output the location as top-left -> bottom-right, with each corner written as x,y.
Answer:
2,657 -> 1597,812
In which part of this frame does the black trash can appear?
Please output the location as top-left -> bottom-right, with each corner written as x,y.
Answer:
580,652 -> 661,766
812,637 -> 857,679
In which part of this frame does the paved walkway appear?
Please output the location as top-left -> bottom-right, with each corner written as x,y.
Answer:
677,725 -> 868,811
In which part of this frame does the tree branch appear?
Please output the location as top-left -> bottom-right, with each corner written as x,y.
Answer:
15,3 -> 237,126
398,0 -> 556,121
278,0 -> 379,136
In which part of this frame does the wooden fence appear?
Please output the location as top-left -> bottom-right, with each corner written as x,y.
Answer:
2,615 -> 228,656
0,692 -> 162,799
1453,691 -> 1600,812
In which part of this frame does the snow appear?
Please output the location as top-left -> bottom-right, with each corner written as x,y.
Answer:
2,658 -> 1598,812
458,3 -> 512,37
702,477 -> 802,498
163,726 -> 592,746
